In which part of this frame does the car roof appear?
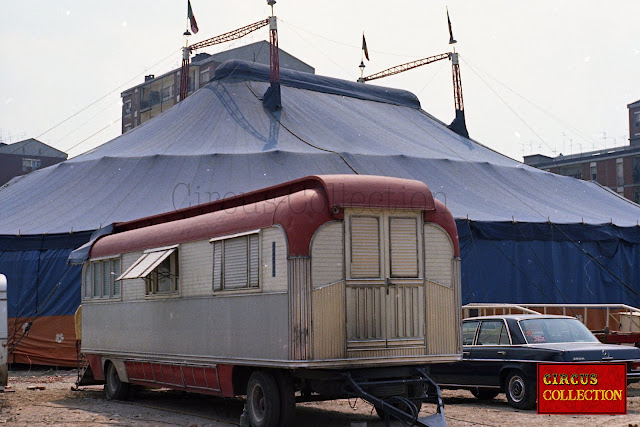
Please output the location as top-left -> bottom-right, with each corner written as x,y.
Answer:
464,314 -> 577,321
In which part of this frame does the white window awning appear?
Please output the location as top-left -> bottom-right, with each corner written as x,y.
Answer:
117,247 -> 176,280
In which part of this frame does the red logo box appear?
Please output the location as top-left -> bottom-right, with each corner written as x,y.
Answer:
537,363 -> 627,414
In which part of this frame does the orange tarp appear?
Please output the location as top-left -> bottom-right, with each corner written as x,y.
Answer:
8,315 -> 77,367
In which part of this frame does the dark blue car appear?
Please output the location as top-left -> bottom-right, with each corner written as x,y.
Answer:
429,314 -> 640,409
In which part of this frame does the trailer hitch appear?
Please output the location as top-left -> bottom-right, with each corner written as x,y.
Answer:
343,367 -> 446,427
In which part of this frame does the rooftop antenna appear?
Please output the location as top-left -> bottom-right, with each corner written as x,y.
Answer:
263,0 -> 281,110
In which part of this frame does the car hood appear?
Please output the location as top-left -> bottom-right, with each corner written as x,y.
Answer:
529,342 -> 640,361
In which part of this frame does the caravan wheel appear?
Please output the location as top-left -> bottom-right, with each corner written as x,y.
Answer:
104,362 -> 129,400
247,371 -> 281,427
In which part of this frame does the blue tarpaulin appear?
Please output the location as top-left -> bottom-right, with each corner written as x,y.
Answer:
458,220 -> 640,306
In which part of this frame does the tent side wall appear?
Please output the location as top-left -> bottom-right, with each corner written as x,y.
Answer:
0,233 -> 91,367
458,220 -> 640,307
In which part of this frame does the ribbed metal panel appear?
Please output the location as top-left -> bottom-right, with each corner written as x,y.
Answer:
387,285 -> 424,339
312,281 -> 345,359
113,258 -> 121,296
249,234 -> 259,287
289,257 -> 311,360
389,218 -> 418,277
213,241 -> 222,290
350,216 -> 380,278
346,281 -> 425,357
346,284 -> 384,340
310,222 -> 344,288
424,224 -> 454,287
347,347 -> 425,358
92,262 -> 100,297
425,280 -> 457,355
102,260 -> 111,296
223,237 -> 248,289
83,265 -> 90,298
453,258 -> 462,353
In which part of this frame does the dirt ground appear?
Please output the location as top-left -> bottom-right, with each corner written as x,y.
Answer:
0,368 -> 639,426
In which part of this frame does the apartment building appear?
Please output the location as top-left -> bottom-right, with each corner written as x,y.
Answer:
524,99 -> 640,203
120,41 -> 314,133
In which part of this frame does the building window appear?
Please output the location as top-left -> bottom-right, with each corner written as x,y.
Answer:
200,68 -> 210,87
161,85 -> 173,102
118,246 -> 179,295
635,112 -> 640,129
84,258 -> 122,300
558,164 -> 582,180
590,162 -> 597,181
140,85 -> 151,110
212,232 -> 260,291
633,157 -> 640,184
22,158 -> 41,172
617,158 -> 624,186
634,188 -> 640,204
123,99 -> 132,116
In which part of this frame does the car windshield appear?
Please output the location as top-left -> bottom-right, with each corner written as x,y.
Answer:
519,318 -> 599,344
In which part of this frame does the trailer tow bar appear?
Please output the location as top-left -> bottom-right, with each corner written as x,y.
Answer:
343,367 -> 446,427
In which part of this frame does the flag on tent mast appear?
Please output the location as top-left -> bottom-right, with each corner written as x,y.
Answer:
362,33 -> 370,61
447,8 -> 456,45
188,0 -> 199,34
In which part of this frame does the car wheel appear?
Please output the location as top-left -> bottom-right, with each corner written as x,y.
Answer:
504,371 -> 536,410
246,371 -> 281,427
471,387 -> 500,400
104,362 -> 129,400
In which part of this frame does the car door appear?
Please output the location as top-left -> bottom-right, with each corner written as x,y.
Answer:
469,320 -> 510,386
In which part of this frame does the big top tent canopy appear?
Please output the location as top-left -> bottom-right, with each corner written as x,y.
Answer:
2,60 -> 640,365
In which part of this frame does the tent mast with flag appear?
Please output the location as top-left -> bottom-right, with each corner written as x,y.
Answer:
447,8 -> 456,45
362,33 -> 369,61
187,0 -> 199,34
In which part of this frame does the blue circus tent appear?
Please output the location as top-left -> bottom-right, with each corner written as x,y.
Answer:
1,60 -> 640,365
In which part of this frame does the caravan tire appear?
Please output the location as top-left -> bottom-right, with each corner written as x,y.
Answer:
104,362 -> 129,400
275,372 -> 296,427
247,371 -> 281,427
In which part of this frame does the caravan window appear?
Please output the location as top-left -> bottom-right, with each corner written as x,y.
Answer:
211,232 -> 260,291
84,257 -> 122,300
118,246 -> 179,296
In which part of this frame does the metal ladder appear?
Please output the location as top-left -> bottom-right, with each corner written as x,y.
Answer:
344,367 -> 446,427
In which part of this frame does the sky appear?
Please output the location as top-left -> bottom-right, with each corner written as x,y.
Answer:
1,1 -> 639,161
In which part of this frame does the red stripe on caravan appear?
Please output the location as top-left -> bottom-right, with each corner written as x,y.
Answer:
205,367 -> 220,390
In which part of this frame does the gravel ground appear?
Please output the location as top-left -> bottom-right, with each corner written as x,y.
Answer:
0,368 -> 639,426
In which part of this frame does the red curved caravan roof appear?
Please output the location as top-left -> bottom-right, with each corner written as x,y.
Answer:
90,175 -> 459,258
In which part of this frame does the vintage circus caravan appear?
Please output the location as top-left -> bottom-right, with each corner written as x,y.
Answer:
72,175 -> 462,426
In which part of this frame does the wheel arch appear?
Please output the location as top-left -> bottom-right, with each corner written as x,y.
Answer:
101,358 -> 130,383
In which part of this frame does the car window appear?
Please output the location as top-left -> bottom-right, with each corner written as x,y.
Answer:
462,321 -> 479,345
477,320 -> 509,346
520,318 -> 599,344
